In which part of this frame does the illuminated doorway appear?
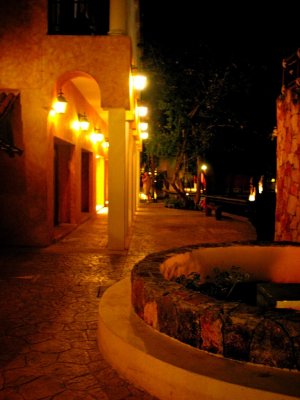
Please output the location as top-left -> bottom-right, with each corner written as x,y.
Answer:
96,155 -> 105,211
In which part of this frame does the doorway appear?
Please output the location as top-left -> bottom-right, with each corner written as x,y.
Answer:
81,150 -> 91,213
54,139 -> 74,225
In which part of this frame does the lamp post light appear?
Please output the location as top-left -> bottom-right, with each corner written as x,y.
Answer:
200,164 -> 207,193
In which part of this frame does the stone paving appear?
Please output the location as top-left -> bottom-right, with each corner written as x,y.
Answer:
0,202 -> 257,400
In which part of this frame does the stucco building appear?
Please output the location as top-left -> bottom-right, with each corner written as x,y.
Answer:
275,49 -> 300,242
0,0 -> 144,250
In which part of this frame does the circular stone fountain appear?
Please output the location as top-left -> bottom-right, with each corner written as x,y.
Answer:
132,241 -> 300,370
98,241 -> 300,400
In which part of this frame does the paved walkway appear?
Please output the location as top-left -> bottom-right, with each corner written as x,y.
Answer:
0,202 -> 257,400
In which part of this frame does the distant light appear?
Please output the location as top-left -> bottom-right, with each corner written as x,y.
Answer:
258,176 -> 264,194
139,192 -> 148,200
249,187 -> 256,202
96,206 -> 108,215
249,194 -> 256,202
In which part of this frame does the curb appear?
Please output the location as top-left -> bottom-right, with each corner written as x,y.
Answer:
97,278 -> 300,400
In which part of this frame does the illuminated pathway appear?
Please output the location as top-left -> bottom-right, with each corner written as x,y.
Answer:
0,203 -> 257,399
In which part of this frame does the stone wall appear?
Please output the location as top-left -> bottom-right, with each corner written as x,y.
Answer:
131,243 -> 300,371
276,89 -> 300,241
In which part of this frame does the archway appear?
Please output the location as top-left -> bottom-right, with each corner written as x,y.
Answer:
50,71 -> 108,235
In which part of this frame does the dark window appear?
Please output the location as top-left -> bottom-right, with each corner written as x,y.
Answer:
48,0 -> 109,35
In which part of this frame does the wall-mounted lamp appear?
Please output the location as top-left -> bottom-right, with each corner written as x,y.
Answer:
102,139 -> 109,149
78,113 -> 90,131
49,108 -> 56,117
140,132 -> 149,140
90,128 -> 104,143
132,71 -> 147,91
137,105 -> 148,117
139,122 -> 148,131
53,89 -> 68,114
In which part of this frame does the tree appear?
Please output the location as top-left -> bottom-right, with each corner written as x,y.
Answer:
141,43 -> 273,205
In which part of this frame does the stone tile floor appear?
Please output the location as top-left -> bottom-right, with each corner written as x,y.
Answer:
0,202 -> 257,399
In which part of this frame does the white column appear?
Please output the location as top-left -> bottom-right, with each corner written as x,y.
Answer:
108,108 -> 128,250
135,141 -> 141,211
127,133 -> 133,227
109,0 -> 127,35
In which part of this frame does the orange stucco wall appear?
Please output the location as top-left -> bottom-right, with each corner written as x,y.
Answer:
0,0 -> 134,246
0,1 -> 132,108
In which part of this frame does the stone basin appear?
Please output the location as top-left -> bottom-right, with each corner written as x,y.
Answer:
131,241 -> 300,371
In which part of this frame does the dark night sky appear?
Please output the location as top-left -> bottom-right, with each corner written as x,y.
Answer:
138,1 -> 299,179
139,1 -> 298,58
139,1 -> 299,94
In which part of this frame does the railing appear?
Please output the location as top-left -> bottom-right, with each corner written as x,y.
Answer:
204,195 -> 251,218
48,0 -> 109,35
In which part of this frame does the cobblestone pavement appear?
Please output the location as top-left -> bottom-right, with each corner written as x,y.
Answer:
0,202 -> 257,400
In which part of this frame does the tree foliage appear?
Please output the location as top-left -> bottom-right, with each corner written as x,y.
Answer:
140,42 -> 276,199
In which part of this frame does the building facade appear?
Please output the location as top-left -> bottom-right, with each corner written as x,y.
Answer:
0,0 -> 144,250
